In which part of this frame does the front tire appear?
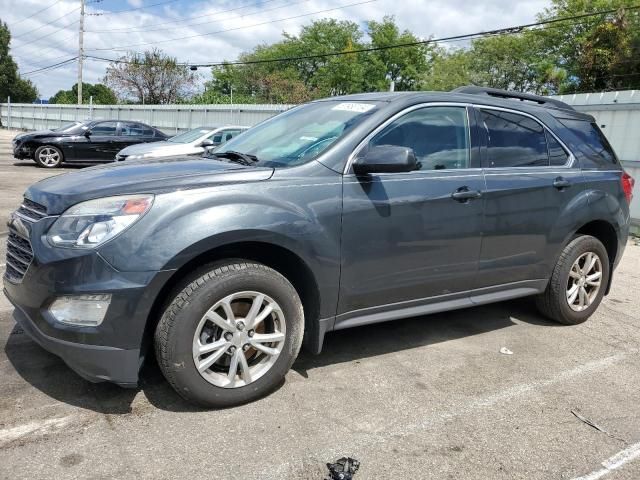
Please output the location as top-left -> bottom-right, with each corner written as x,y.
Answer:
34,145 -> 63,168
154,261 -> 304,408
536,235 -> 609,325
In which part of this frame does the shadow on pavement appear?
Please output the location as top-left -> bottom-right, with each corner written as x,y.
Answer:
4,298 -> 558,415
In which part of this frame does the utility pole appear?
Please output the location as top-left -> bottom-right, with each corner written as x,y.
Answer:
77,0 -> 85,105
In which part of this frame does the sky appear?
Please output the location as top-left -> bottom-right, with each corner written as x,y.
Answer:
2,0 -> 550,99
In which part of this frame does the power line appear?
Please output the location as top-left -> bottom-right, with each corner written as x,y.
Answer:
21,56 -> 78,76
87,0 -> 313,34
8,0 -> 62,27
88,0 -> 180,15
11,6 -> 81,39
11,20 -> 79,50
86,0 -> 285,33
84,4 -> 640,68
84,0 -> 379,51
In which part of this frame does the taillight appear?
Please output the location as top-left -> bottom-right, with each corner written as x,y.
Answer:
622,171 -> 635,204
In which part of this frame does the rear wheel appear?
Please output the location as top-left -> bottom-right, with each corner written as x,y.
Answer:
154,261 -> 304,407
34,145 -> 63,168
536,235 -> 609,325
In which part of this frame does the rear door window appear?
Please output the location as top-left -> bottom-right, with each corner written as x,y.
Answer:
546,131 -> 570,166
558,119 -> 617,164
479,109 -> 549,167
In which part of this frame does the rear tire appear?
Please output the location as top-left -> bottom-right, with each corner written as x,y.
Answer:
536,235 -> 609,325
34,145 -> 63,168
154,261 -> 304,408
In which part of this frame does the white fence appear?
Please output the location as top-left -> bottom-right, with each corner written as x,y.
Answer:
0,103 -> 294,134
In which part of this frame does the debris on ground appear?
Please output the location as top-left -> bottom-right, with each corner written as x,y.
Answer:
571,409 -> 626,443
326,457 -> 360,480
499,347 -> 513,355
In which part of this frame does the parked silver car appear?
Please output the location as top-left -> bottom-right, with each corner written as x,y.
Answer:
115,125 -> 248,161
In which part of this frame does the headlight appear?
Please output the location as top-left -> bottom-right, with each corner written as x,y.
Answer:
47,194 -> 154,248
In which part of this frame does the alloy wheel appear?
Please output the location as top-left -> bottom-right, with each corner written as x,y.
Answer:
38,147 -> 60,166
566,251 -> 602,312
192,291 -> 286,388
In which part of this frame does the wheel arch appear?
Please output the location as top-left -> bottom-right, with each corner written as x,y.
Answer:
573,219 -> 619,294
140,240 -> 322,361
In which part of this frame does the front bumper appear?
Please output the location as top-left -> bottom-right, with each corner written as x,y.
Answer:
8,299 -> 141,386
3,222 -> 175,385
12,143 -> 31,159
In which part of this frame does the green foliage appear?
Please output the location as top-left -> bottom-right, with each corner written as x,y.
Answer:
49,82 -> 117,104
197,17 -> 429,104
0,20 -> 38,103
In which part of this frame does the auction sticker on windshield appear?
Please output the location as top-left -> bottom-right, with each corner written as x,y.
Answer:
331,102 -> 376,113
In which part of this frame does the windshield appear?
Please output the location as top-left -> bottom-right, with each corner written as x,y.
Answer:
53,121 -> 82,132
215,101 -> 380,167
168,128 -> 214,144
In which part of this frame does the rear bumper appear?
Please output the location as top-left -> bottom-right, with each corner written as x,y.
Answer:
9,297 -> 140,386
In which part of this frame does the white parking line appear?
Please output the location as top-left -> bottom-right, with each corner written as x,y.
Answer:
572,441 -> 640,480
0,416 -> 75,447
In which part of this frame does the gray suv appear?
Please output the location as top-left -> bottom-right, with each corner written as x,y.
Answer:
4,87 -> 634,407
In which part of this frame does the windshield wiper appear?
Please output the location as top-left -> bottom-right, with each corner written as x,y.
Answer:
211,150 -> 259,166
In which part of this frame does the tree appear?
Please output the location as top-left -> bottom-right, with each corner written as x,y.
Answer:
421,48 -> 473,91
49,82 -> 117,104
104,48 -> 198,104
0,20 -> 38,102
536,0 -> 640,92
364,16 -> 432,91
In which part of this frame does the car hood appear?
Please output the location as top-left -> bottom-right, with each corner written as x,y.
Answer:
14,130 -> 60,141
25,156 -> 274,214
119,141 -> 194,156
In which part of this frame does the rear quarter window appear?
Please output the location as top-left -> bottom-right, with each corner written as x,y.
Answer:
558,119 -> 617,165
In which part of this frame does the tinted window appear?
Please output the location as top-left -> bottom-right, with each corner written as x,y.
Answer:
480,110 -> 548,167
558,119 -> 617,164
370,106 -> 470,170
121,123 -> 154,136
91,121 -> 118,136
546,131 -> 570,166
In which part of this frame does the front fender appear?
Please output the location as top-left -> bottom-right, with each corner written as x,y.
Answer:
98,178 -> 343,317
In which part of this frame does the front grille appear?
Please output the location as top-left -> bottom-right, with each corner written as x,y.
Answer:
16,198 -> 47,221
5,231 -> 34,283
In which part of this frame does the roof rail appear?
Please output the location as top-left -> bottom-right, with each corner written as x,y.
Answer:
452,86 -> 576,112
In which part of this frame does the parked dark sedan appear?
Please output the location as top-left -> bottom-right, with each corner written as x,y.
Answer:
12,120 -> 168,168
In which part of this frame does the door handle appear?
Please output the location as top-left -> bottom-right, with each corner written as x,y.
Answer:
451,187 -> 482,202
553,177 -> 571,189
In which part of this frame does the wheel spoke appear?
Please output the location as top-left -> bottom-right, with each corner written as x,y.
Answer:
569,268 -> 581,280
253,303 -> 275,329
227,351 -> 240,384
250,342 -> 280,356
245,294 -> 265,328
220,298 -> 236,324
205,309 -> 235,332
195,338 -> 227,356
586,271 -> 601,285
252,332 -> 285,344
196,342 -> 230,372
578,286 -> 587,308
586,254 -> 597,273
567,283 -> 579,304
238,353 -> 252,384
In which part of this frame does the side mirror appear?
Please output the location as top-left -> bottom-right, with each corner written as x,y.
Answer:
201,139 -> 214,147
352,145 -> 417,175
83,129 -> 92,137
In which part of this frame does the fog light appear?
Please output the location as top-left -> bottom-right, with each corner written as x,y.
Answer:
48,294 -> 111,327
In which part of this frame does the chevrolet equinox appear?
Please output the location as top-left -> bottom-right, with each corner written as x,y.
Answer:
4,87 -> 634,407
